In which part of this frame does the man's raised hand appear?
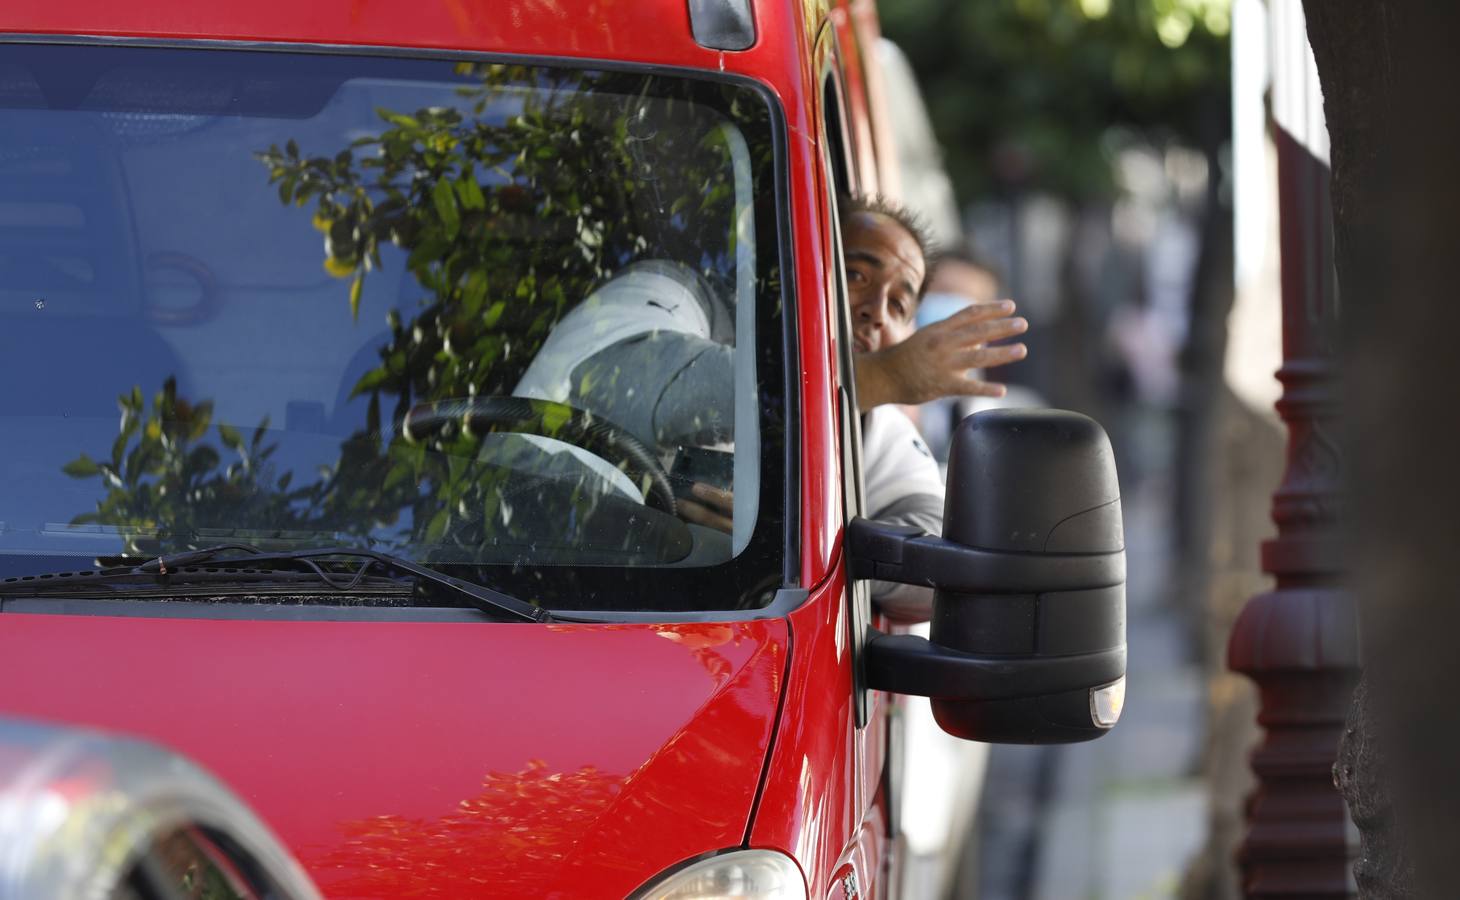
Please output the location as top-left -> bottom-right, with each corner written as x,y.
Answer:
854,300 -> 1028,411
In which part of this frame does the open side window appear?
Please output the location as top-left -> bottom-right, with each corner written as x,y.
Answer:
820,70 -> 865,522
820,63 -> 873,727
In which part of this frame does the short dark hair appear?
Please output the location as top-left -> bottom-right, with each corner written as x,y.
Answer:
839,194 -> 937,289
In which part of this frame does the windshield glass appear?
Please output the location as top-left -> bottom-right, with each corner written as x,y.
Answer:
0,44 -> 787,612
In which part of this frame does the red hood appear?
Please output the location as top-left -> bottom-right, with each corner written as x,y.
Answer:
0,612 -> 788,898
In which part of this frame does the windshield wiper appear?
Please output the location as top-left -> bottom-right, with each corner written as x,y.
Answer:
0,545 -> 551,623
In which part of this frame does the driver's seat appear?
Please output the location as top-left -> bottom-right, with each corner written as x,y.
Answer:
0,316 -> 188,418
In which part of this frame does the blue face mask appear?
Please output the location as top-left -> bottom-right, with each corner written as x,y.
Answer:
917,292 -> 973,329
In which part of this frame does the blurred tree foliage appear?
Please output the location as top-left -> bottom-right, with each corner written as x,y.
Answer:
879,0 -> 1231,199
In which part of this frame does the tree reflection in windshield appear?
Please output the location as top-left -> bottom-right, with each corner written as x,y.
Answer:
59,61 -> 771,574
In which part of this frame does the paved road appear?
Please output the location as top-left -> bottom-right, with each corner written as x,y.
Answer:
969,477 -> 1207,900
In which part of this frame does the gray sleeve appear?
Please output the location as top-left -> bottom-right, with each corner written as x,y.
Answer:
868,491 -> 943,622
869,490 -> 943,538
568,332 -> 734,449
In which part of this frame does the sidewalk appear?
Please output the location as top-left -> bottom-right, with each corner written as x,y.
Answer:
972,478 -> 1207,900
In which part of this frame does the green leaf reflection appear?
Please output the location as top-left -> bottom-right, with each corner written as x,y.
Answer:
62,64 -> 768,567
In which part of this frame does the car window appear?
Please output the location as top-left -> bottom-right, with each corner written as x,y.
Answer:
0,45 -> 787,612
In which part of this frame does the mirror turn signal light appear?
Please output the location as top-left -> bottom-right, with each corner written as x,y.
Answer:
1090,677 -> 1126,728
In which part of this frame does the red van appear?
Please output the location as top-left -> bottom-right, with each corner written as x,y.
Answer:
0,1 -> 1126,897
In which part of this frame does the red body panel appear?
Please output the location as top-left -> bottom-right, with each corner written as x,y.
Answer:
0,615 -> 787,897
2,0 -> 751,66
748,575 -> 891,898
750,575 -> 857,898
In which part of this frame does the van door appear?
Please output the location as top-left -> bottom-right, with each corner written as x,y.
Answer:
817,22 -> 893,897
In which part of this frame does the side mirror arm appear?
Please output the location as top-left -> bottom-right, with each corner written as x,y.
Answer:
847,517 -> 1124,594
864,629 -> 1125,701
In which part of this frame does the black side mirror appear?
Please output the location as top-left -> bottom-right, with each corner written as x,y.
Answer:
851,409 -> 1126,744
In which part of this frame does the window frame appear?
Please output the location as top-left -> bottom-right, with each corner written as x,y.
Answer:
817,38 -> 874,727
0,35 -> 805,623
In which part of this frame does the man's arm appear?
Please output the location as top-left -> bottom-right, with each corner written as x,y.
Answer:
854,300 -> 1028,411
568,331 -> 734,449
678,482 -> 735,532
676,408 -> 946,621
861,406 -> 946,621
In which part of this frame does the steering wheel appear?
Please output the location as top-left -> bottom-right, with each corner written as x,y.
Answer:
402,396 -> 677,516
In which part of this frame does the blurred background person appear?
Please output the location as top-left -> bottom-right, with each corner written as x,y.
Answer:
916,247 -> 1048,465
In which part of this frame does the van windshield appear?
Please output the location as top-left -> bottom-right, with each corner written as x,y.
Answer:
0,44 -> 787,613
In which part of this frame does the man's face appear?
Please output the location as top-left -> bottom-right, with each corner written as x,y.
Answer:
842,210 -> 926,353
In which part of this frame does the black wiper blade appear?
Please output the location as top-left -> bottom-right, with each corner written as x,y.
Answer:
140,545 -> 551,623
0,561 -> 411,597
0,545 -> 549,623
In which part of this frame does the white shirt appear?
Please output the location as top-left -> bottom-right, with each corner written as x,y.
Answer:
861,405 -> 945,619
512,265 -> 716,499
862,405 -> 945,522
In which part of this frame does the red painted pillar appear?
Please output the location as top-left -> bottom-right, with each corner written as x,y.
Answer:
1226,5 -> 1358,896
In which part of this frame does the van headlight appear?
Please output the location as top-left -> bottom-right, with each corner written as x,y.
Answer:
634,849 -> 806,899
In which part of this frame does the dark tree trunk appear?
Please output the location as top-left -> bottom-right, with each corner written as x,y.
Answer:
1303,2 -> 1460,895
1175,90 -> 1234,573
